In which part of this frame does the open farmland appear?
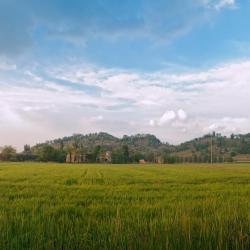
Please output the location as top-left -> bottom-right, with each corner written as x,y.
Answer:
0,163 -> 249,250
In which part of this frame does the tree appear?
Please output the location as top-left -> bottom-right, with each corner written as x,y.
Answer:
55,148 -> 66,163
23,144 -> 31,153
17,144 -> 36,161
93,145 -> 101,162
131,152 -> 144,163
36,145 -> 55,162
65,144 -> 74,162
145,151 -> 154,162
0,146 -> 17,161
166,156 -> 176,164
122,145 -> 130,163
36,145 -> 66,162
112,148 -> 125,163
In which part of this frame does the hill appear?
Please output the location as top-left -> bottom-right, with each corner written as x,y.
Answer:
2,132 -> 250,163
172,132 -> 250,162
32,132 -> 171,163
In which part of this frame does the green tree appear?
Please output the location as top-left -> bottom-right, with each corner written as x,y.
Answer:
64,144 -> 72,162
122,145 -> 130,163
145,151 -> 154,163
36,145 -> 57,162
23,144 -> 31,153
0,146 -> 17,161
55,148 -> 66,163
112,148 -> 125,163
93,145 -> 101,162
17,144 -> 36,161
131,152 -> 144,163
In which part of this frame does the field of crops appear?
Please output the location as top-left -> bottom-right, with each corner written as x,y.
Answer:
0,163 -> 249,250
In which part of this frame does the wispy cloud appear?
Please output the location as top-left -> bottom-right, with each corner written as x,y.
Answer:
215,0 -> 236,10
0,61 -> 16,71
1,59 -> 250,149
202,0 -> 236,10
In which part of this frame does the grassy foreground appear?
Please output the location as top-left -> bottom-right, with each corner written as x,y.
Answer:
0,163 -> 249,250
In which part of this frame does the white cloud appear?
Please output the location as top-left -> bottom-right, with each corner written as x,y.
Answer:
0,61 -> 16,71
1,59 -> 250,149
201,0 -> 236,10
94,115 -> 104,121
149,119 -> 155,127
204,117 -> 249,134
215,0 -> 236,10
177,109 -> 187,121
22,105 -> 54,112
150,109 -> 188,127
158,111 -> 176,126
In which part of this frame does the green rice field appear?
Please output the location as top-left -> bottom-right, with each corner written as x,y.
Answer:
0,163 -> 249,249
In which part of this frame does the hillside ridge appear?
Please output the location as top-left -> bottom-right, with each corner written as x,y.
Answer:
2,132 -> 250,163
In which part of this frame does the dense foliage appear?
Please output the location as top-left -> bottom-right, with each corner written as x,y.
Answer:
1,132 -> 250,163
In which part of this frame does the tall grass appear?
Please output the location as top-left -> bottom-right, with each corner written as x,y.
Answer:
0,163 -> 249,249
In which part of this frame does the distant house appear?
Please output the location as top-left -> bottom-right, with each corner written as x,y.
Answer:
154,156 -> 163,164
66,151 -> 112,163
66,153 -> 87,163
233,154 -> 250,163
105,151 -> 112,163
98,151 -> 112,163
139,159 -> 146,164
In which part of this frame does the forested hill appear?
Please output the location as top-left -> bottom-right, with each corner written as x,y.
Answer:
30,132 -> 250,163
173,132 -> 250,162
2,132 -> 250,163
36,132 -> 167,152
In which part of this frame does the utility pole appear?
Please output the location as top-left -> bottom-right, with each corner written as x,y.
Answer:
210,133 -> 213,164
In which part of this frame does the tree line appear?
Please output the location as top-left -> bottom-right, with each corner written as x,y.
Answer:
0,143 -> 234,164
1,132 -> 250,164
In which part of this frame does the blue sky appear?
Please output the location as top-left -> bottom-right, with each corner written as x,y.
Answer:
1,0 -> 250,149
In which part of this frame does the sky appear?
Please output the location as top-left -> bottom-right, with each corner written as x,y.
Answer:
1,0 -> 250,150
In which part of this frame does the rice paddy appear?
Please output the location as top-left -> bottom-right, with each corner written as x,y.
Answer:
0,162 -> 249,249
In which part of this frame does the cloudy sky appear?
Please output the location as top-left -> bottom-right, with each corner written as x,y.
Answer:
1,0 -> 250,150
